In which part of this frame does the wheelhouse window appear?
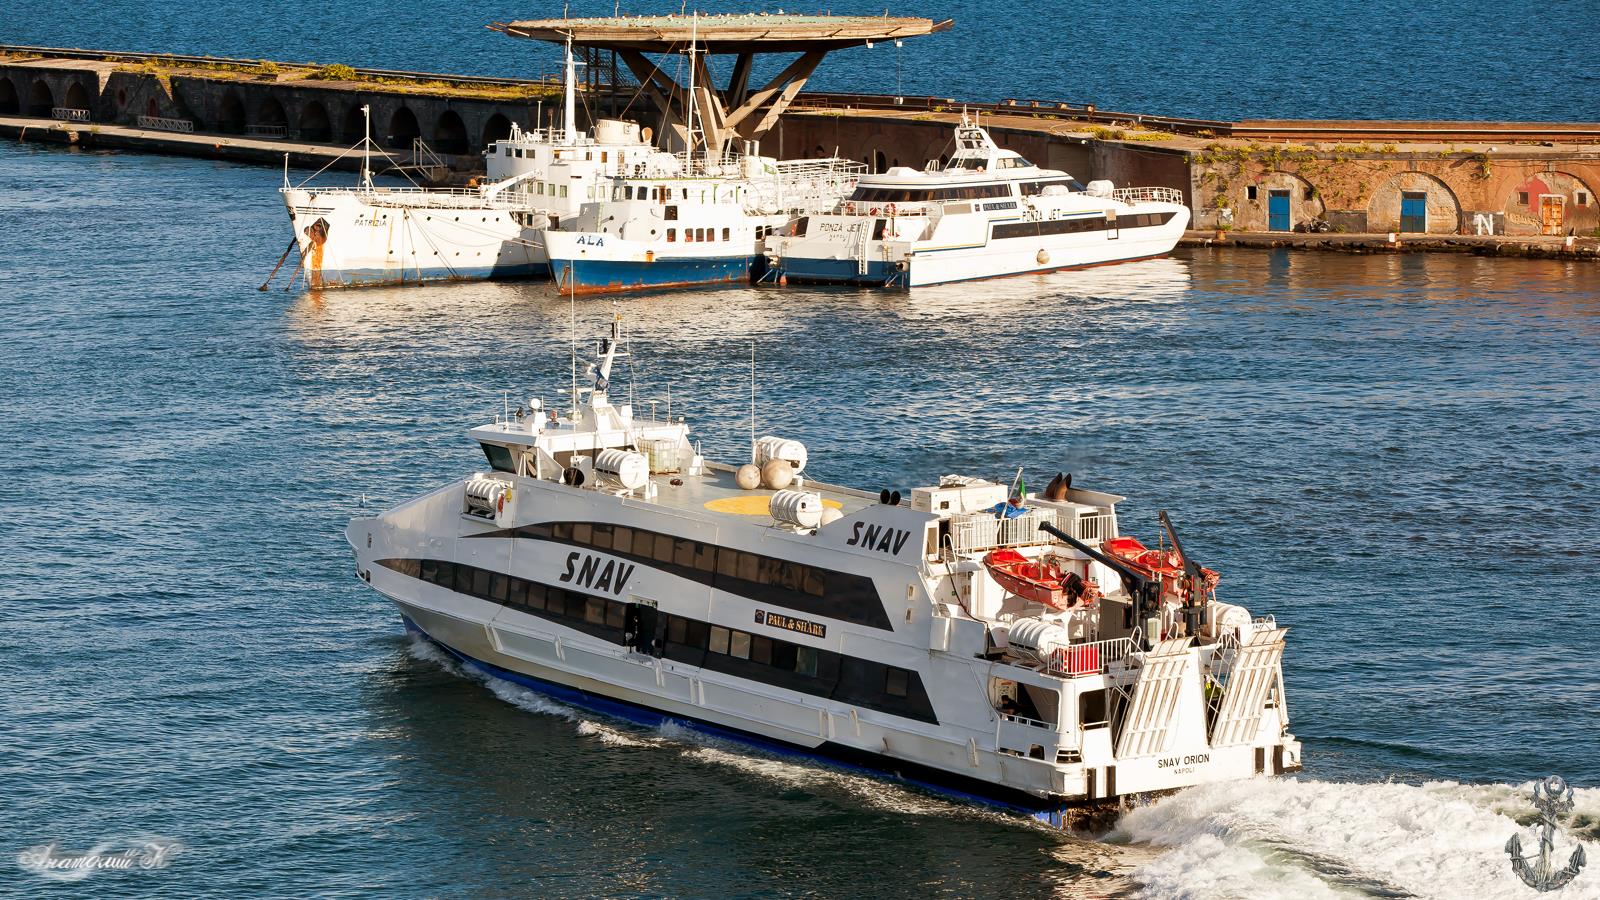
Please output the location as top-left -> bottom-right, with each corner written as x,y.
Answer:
480,443 -> 516,473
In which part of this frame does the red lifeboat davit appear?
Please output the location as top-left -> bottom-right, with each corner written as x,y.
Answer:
982,549 -> 1099,610
1100,536 -> 1220,603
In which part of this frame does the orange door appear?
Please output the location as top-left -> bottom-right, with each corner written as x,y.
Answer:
1540,195 -> 1565,235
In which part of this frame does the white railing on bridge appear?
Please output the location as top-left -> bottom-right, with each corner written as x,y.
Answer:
51,107 -> 89,122
947,508 -> 1116,557
1112,186 -> 1186,206
1042,637 -> 1135,679
137,115 -> 194,133
247,124 -> 288,138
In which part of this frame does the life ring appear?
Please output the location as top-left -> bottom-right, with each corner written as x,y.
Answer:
870,207 -> 880,216
885,203 -> 897,217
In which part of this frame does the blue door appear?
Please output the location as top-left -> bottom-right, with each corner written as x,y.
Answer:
1400,192 -> 1427,232
1268,190 -> 1291,231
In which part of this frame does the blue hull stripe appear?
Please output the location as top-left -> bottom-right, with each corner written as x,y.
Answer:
549,255 -> 755,295
309,262 -> 548,288
399,616 -> 1079,825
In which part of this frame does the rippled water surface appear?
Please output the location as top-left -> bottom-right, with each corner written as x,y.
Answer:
7,0 -> 1600,121
3,144 -> 1599,898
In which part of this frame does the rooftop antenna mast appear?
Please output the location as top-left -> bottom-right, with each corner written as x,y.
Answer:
562,33 -> 582,144
750,339 -> 757,464
684,11 -> 702,164
360,104 -> 373,190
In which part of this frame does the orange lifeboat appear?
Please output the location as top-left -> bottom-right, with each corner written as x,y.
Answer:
1100,536 -> 1219,603
982,549 -> 1100,610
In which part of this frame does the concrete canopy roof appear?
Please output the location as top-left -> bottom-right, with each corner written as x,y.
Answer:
493,13 -> 951,53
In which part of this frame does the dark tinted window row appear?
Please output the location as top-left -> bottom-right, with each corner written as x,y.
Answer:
377,558 -> 935,722
479,522 -> 892,631
1018,178 -> 1085,196
991,210 -> 1176,241
849,183 -> 1015,203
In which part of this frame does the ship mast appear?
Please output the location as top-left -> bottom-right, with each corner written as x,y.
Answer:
562,35 -> 579,145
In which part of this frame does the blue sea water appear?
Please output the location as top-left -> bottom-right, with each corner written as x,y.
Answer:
2,139 -> 1599,897
6,0 -> 1600,121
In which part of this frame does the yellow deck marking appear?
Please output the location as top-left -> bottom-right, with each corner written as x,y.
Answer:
704,494 -> 844,515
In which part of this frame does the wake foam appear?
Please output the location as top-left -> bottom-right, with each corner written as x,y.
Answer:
1116,777 -> 1600,900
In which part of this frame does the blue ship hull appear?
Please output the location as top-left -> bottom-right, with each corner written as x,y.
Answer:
770,257 -> 904,288
550,254 -> 755,296
400,616 -> 1098,828
306,262 -> 549,288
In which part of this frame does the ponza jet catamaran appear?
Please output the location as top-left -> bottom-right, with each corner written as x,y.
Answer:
765,117 -> 1189,288
346,321 -> 1300,822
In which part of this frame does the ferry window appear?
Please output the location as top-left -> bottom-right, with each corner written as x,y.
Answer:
667,229 -> 676,242
624,186 -> 634,200
421,559 -> 439,583
489,573 -> 509,601
573,523 -> 593,545
667,615 -> 688,645
553,522 -> 574,541
673,538 -> 696,568
729,631 -> 751,660
694,542 -> 717,573
750,635 -> 772,666
684,618 -> 709,650
684,229 -> 695,243
802,568 -> 825,597
795,646 -> 819,677
612,526 -> 634,555
601,151 -> 608,163
1081,689 -> 1109,727
480,443 -> 516,473
737,552 -> 760,583
709,626 -> 731,655
885,668 -> 910,698
716,548 -> 739,579
560,186 -> 567,198
697,228 -> 707,241
872,219 -> 886,240
665,206 -> 678,221
721,227 -> 729,241
508,577 -> 528,607
605,600 -> 625,629
472,568 -> 491,597
795,217 -> 809,236
648,532 -> 672,564
525,581 -> 547,610
771,642 -> 797,671
589,523 -> 613,550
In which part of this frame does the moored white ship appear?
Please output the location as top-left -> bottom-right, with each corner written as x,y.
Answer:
766,118 -> 1191,288
347,321 -> 1301,822
279,43 -> 666,288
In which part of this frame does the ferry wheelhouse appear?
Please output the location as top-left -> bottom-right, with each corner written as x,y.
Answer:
766,119 -> 1191,288
347,321 -> 1301,823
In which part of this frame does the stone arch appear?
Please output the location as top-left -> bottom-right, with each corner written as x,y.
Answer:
217,90 -> 246,133
433,109 -> 468,154
256,95 -> 288,130
63,81 -> 91,113
0,79 -> 17,115
299,100 -> 331,142
874,149 -> 887,173
481,112 -> 512,147
1239,171 -> 1325,231
1367,171 -> 1461,234
386,106 -> 420,149
1501,170 -> 1599,236
340,104 -> 367,143
26,80 -> 53,116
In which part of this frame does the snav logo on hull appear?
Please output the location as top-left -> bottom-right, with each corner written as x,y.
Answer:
559,551 -> 635,595
846,522 -> 913,555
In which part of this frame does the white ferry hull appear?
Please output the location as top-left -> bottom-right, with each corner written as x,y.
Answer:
283,189 -> 548,288
775,205 -> 1190,288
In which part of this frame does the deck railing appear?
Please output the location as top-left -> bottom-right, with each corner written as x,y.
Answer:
51,107 -> 89,122
1042,637 -> 1135,678
136,115 -> 194,133
247,124 -> 288,138
948,509 -> 1115,557
1112,186 -> 1186,206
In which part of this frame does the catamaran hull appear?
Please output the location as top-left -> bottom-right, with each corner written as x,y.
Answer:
282,188 -> 551,289
773,206 -> 1190,288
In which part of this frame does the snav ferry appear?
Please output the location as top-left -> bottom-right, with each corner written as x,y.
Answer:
347,322 -> 1300,822
765,118 -> 1191,288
